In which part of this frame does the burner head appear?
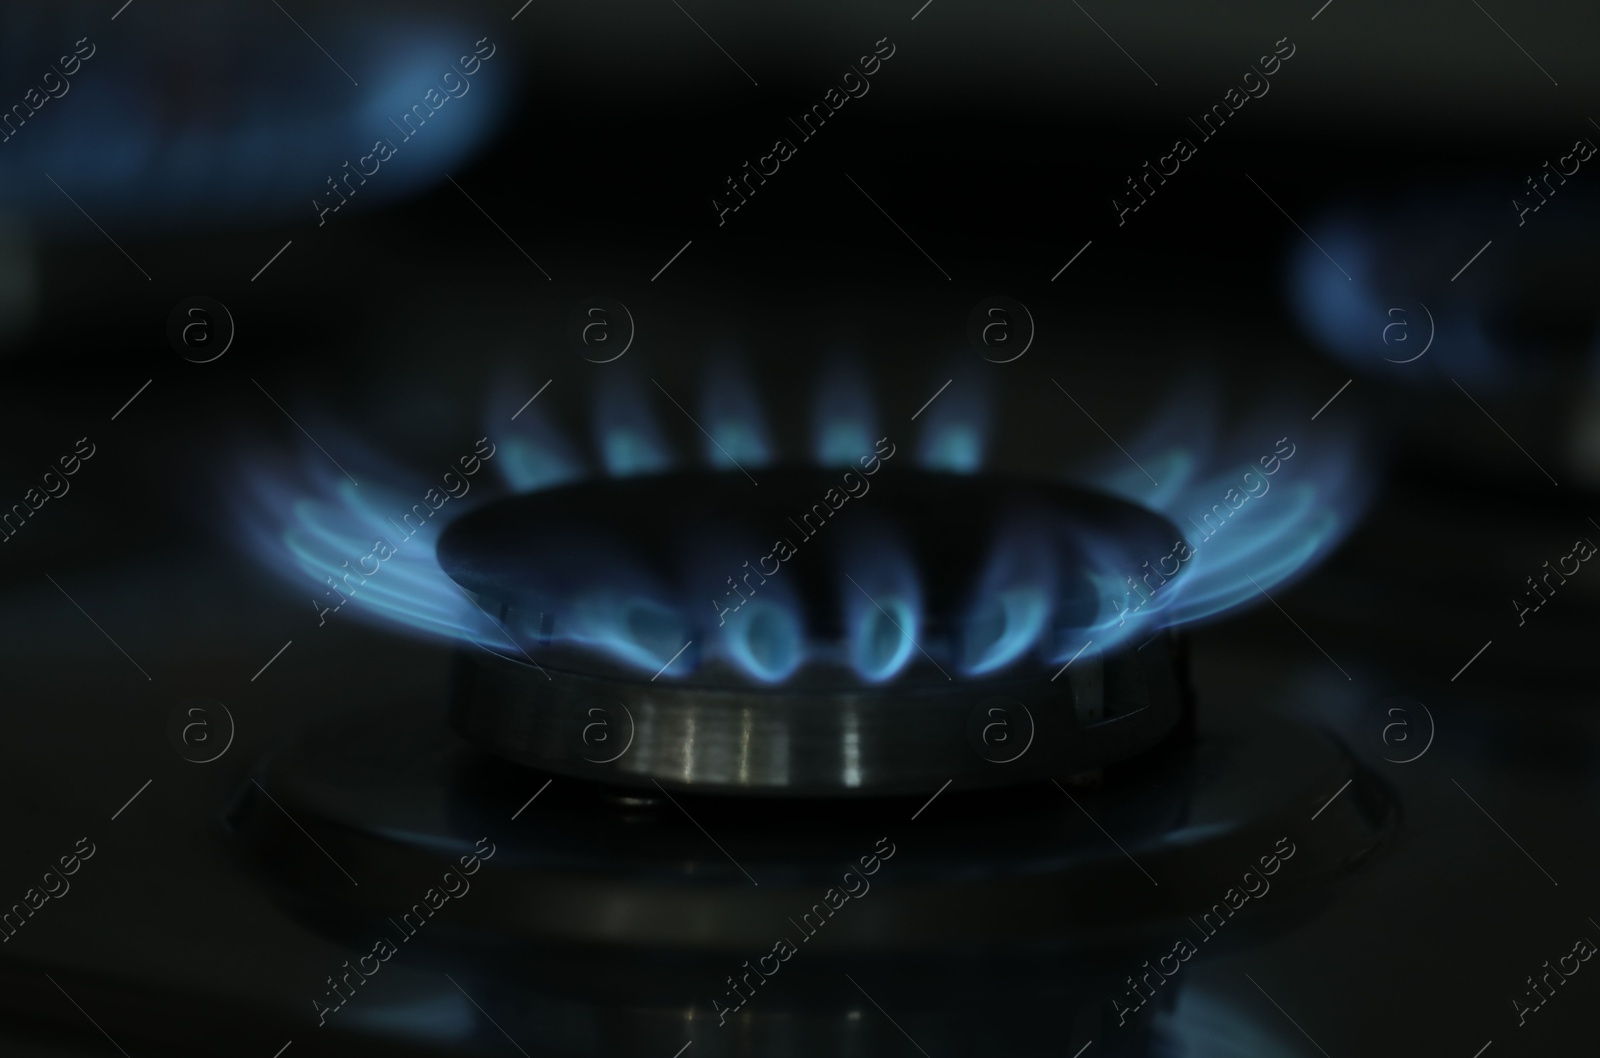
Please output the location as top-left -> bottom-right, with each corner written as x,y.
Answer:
439,470 -> 1192,796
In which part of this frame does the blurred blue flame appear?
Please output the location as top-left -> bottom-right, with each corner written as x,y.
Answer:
723,600 -> 805,682
235,437 -> 505,649
812,361 -> 877,466
1285,198 -> 1523,388
594,375 -> 673,477
960,522 -> 1055,675
485,370 -> 584,492
1074,387 -> 1371,632
916,374 -> 987,473
499,411 -> 583,492
700,363 -> 773,469
0,17 -> 513,234
963,588 -> 1051,673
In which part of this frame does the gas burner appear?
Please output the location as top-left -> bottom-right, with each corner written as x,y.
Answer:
209,378 -> 1392,1054
438,469 -> 1191,795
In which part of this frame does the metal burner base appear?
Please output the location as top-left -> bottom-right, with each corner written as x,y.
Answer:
446,634 -> 1191,797
230,698 -> 1395,956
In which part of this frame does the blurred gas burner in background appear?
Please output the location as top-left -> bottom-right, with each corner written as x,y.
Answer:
1285,184 -> 1600,489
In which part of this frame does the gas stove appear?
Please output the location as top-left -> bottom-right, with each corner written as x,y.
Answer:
5,2 -> 1600,1056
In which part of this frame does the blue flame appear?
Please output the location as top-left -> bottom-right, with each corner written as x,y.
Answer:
500,432 -> 582,492
694,524 -> 807,682
595,375 -> 674,477
841,524 -> 923,682
722,600 -> 805,682
484,371 -> 584,493
564,589 -> 691,675
470,523 -> 695,676
1074,387 -> 1371,632
963,589 -> 1051,673
960,522 -> 1055,675
0,18 -> 512,234
234,437 -> 507,649
812,361 -> 877,466
917,374 -> 987,473
1285,198 -> 1515,387
499,411 -> 583,492
700,364 -> 773,469
237,373 -> 1369,684
850,594 -> 920,682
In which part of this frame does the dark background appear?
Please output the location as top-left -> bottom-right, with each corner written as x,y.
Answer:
0,1 -> 1597,1055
